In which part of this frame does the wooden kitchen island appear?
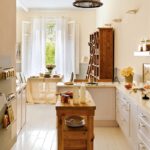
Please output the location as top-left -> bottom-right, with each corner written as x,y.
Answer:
56,97 -> 96,150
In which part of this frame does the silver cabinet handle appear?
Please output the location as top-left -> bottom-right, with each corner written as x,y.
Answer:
139,113 -> 146,119
138,122 -> 145,129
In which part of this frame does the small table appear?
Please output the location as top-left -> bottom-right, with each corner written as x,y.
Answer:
27,76 -> 62,104
56,96 -> 96,150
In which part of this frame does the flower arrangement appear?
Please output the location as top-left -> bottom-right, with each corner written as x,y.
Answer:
121,66 -> 134,77
121,66 -> 134,85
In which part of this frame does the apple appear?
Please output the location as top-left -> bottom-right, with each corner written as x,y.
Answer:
125,83 -> 132,89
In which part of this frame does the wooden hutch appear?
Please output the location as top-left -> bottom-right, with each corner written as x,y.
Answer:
86,28 -> 114,82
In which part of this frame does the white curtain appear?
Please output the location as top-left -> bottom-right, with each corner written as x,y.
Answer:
22,17 -> 79,80
30,18 -> 46,76
55,18 -> 79,81
22,18 -> 46,78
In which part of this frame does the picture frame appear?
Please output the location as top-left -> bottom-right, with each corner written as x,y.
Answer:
143,63 -> 150,83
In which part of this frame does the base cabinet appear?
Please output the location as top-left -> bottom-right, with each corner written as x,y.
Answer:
116,89 -> 138,150
16,88 -> 22,135
16,84 -> 27,135
21,86 -> 26,127
137,107 -> 150,150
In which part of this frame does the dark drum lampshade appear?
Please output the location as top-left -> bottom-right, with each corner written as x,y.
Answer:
73,0 -> 103,8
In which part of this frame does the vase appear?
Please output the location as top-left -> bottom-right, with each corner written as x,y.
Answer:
125,75 -> 133,84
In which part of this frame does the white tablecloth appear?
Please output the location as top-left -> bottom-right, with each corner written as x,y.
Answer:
27,76 -> 62,104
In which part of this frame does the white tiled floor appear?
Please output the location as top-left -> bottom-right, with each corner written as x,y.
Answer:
11,104 -> 132,150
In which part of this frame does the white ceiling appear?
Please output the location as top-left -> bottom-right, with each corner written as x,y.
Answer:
18,0 -> 77,10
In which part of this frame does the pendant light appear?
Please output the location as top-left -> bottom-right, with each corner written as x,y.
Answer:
73,0 -> 103,8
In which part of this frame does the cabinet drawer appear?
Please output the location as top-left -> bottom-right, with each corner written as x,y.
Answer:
64,139 -> 87,149
138,134 -> 150,150
119,99 -> 130,120
138,117 -> 150,144
119,112 -> 130,137
138,108 -> 150,126
64,131 -> 87,140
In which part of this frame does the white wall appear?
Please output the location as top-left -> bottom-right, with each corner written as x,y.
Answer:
0,0 -> 16,150
17,9 -> 96,62
0,0 -> 16,68
96,0 -> 150,81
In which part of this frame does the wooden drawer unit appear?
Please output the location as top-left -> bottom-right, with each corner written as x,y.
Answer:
56,99 -> 96,150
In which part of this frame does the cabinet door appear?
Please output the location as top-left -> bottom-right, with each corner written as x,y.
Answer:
99,28 -> 114,80
130,101 -> 138,150
21,86 -> 26,127
16,89 -> 22,135
116,90 -> 130,137
88,87 -> 116,121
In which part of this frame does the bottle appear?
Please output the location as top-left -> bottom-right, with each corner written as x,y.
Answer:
80,83 -> 86,104
73,86 -> 79,105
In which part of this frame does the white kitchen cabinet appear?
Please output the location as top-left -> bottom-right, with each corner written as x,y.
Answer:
87,87 -> 116,126
21,85 -> 26,127
137,107 -> 150,149
129,100 -> 138,150
16,88 -> 22,135
116,89 -> 130,137
116,88 -> 138,150
16,84 -> 27,135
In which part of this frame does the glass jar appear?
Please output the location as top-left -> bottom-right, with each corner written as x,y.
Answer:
145,39 -> 150,51
142,39 -> 150,51
80,83 -> 86,104
73,86 -> 79,105
138,39 -> 145,51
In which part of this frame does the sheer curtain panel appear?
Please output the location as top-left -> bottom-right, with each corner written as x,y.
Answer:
55,18 -> 79,81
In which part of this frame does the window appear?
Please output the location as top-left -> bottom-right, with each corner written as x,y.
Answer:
45,22 -> 56,65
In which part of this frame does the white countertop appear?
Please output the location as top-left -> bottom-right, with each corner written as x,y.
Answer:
116,84 -> 150,114
57,82 -> 116,88
57,82 -> 150,114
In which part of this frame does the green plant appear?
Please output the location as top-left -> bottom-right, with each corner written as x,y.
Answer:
45,40 -> 55,65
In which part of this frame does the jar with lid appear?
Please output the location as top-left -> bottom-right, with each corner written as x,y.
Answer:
145,39 -> 150,51
138,39 -> 145,51
143,39 -> 150,51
